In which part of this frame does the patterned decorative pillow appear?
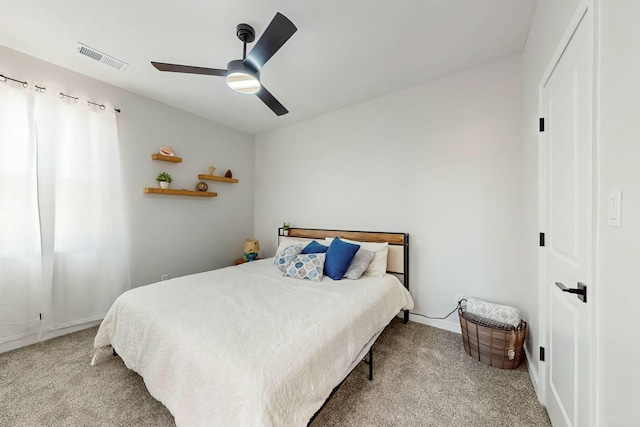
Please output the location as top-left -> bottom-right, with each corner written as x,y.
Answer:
284,253 -> 326,281
274,244 -> 303,271
465,298 -> 521,327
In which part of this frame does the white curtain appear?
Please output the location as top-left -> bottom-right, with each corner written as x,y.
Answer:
0,85 -> 41,343
0,84 -> 130,344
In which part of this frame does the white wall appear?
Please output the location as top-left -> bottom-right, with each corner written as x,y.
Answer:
596,1 -> 640,425
255,55 -> 524,333
521,0 -> 583,392
0,45 -> 255,342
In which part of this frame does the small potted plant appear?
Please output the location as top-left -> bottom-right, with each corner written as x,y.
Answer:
157,172 -> 173,189
282,222 -> 290,236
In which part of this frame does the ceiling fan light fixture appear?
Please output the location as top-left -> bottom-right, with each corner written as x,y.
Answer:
225,60 -> 260,94
226,72 -> 261,94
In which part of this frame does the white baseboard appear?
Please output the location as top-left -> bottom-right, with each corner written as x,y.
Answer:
523,344 -> 543,403
407,313 -> 461,334
0,319 -> 102,354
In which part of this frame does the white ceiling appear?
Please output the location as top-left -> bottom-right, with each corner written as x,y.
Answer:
0,0 -> 538,135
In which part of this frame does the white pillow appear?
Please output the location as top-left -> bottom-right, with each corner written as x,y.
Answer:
325,238 -> 388,277
275,237 -> 322,257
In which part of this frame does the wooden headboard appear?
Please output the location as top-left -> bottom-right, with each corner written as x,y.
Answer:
278,227 -> 410,291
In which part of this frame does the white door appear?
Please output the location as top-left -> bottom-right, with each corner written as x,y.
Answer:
541,8 -> 592,427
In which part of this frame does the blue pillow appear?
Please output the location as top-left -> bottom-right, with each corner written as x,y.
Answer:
324,237 -> 360,280
301,240 -> 328,254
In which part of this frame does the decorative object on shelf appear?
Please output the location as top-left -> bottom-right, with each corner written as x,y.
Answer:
208,166 -> 216,175
225,170 -> 233,178
159,147 -> 175,156
243,238 -> 260,262
282,222 -> 290,236
196,182 -> 208,192
157,172 -> 173,189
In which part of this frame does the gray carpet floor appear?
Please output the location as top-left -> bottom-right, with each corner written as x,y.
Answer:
0,319 -> 550,426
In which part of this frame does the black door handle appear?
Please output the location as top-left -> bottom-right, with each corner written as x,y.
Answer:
555,282 -> 587,303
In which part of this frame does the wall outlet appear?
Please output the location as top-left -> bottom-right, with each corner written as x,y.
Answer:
455,293 -> 464,306
161,274 -> 168,281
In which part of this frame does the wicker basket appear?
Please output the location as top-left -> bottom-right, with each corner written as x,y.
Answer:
458,307 -> 527,369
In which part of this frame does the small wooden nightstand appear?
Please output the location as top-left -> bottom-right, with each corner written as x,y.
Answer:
234,258 -> 259,265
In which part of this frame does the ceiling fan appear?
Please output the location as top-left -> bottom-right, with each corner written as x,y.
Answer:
151,12 -> 297,116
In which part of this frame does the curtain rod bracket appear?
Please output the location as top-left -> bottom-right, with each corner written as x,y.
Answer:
60,92 -> 79,103
88,100 -> 106,110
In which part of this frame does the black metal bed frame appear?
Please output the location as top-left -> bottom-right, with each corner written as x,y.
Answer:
307,344 -> 375,426
277,227 -> 410,426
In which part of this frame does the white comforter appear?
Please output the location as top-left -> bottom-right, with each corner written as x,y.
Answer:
94,259 -> 413,427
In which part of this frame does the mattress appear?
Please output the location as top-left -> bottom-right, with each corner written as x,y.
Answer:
94,258 -> 414,427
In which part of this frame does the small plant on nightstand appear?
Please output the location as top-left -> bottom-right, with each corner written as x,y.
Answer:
282,222 -> 290,236
157,172 -> 173,189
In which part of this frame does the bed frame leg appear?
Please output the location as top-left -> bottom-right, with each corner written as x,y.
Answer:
363,346 -> 374,381
403,309 -> 409,324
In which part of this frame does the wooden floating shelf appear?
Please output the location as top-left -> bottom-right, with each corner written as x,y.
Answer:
198,174 -> 239,183
144,188 -> 217,197
152,154 -> 182,163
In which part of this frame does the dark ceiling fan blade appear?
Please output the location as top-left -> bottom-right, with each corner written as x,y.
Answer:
256,86 -> 288,116
244,12 -> 297,71
151,62 -> 227,76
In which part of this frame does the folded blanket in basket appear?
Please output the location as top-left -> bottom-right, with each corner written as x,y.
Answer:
461,311 -> 517,330
465,298 -> 521,327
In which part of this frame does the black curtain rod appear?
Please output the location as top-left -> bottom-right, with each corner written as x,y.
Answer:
1,72 -> 121,113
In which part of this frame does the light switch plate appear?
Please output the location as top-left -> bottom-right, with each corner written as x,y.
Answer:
608,190 -> 622,227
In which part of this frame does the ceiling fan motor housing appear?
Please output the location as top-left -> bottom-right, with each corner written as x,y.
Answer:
226,59 -> 260,94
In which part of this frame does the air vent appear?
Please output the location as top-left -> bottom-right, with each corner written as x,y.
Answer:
77,43 -> 128,71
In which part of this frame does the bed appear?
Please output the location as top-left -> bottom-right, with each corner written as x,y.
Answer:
93,228 -> 413,427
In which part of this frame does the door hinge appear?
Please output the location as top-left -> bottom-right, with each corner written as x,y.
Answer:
540,346 -> 545,361
539,117 -> 545,132
539,232 -> 545,247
